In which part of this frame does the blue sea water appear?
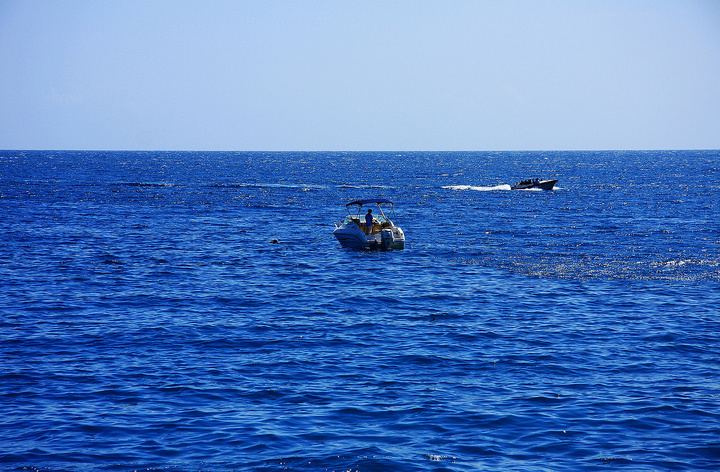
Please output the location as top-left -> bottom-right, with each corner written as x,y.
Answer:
1,150 -> 719,471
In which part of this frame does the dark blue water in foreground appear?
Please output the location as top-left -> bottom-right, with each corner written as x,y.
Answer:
1,150 -> 719,471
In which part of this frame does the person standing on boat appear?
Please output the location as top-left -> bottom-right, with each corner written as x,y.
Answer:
365,209 -> 373,234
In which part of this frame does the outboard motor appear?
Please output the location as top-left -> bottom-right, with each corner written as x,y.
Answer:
394,227 -> 405,249
381,228 -> 393,251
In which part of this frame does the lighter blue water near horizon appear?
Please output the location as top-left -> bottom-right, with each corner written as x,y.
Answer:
1,150 -> 719,471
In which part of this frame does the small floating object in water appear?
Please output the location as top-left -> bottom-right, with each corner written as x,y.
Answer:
270,239 -> 279,244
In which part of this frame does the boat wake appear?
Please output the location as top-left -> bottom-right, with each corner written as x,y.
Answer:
442,184 -> 512,191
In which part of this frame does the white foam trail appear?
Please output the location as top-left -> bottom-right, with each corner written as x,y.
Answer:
442,184 -> 512,191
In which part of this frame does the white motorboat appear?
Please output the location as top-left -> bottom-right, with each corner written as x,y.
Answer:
333,199 -> 405,250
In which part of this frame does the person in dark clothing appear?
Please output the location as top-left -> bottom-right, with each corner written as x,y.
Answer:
365,209 -> 373,234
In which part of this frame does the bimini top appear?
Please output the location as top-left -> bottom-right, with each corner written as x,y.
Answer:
346,198 -> 393,207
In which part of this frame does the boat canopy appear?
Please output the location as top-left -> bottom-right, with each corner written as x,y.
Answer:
346,199 -> 393,207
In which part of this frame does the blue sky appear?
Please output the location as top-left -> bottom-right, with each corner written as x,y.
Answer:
1,0 -> 719,151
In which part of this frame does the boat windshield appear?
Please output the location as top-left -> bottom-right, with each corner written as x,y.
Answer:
341,213 -> 390,226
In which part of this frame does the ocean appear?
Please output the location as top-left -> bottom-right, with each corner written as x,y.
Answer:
1,150 -> 718,471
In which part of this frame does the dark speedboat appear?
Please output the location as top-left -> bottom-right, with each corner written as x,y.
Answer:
511,179 -> 558,190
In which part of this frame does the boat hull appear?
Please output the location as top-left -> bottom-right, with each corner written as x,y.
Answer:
333,228 -> 373,249
333,226 -> 405,250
